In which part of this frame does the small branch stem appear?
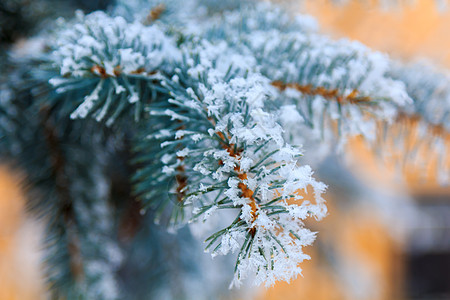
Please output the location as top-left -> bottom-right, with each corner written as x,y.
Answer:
40,105 -> 84,282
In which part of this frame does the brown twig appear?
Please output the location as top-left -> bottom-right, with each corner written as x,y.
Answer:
217,132 -> 258,235
39,105 -> 84,281
175,159 -> 188,203
144,4 -> 166,25
271,80 -> 372,104
90,65 -> 146,78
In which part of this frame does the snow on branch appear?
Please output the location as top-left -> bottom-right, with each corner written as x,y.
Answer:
132,41 -> 327,287
49,11 -> 180,123
199,3 -> 411,145
37,0 -> 450,292
372,62 -> 450,184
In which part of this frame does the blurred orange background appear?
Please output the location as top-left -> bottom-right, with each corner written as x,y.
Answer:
0,167 -> 45,300
305,0 -> 450,67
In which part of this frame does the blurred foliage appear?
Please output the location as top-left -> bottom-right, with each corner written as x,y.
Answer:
0,0 -> 112,47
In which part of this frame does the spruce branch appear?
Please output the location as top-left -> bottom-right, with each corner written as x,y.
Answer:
200,2 -> 411,145
130,41 -> 327,286
369,62 -> 450,184
48,11 -> 180,124
40,105 -> 85,283
1,0 -> 450,297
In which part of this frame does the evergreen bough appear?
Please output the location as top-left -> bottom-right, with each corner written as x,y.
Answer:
0,0 -> 448,298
